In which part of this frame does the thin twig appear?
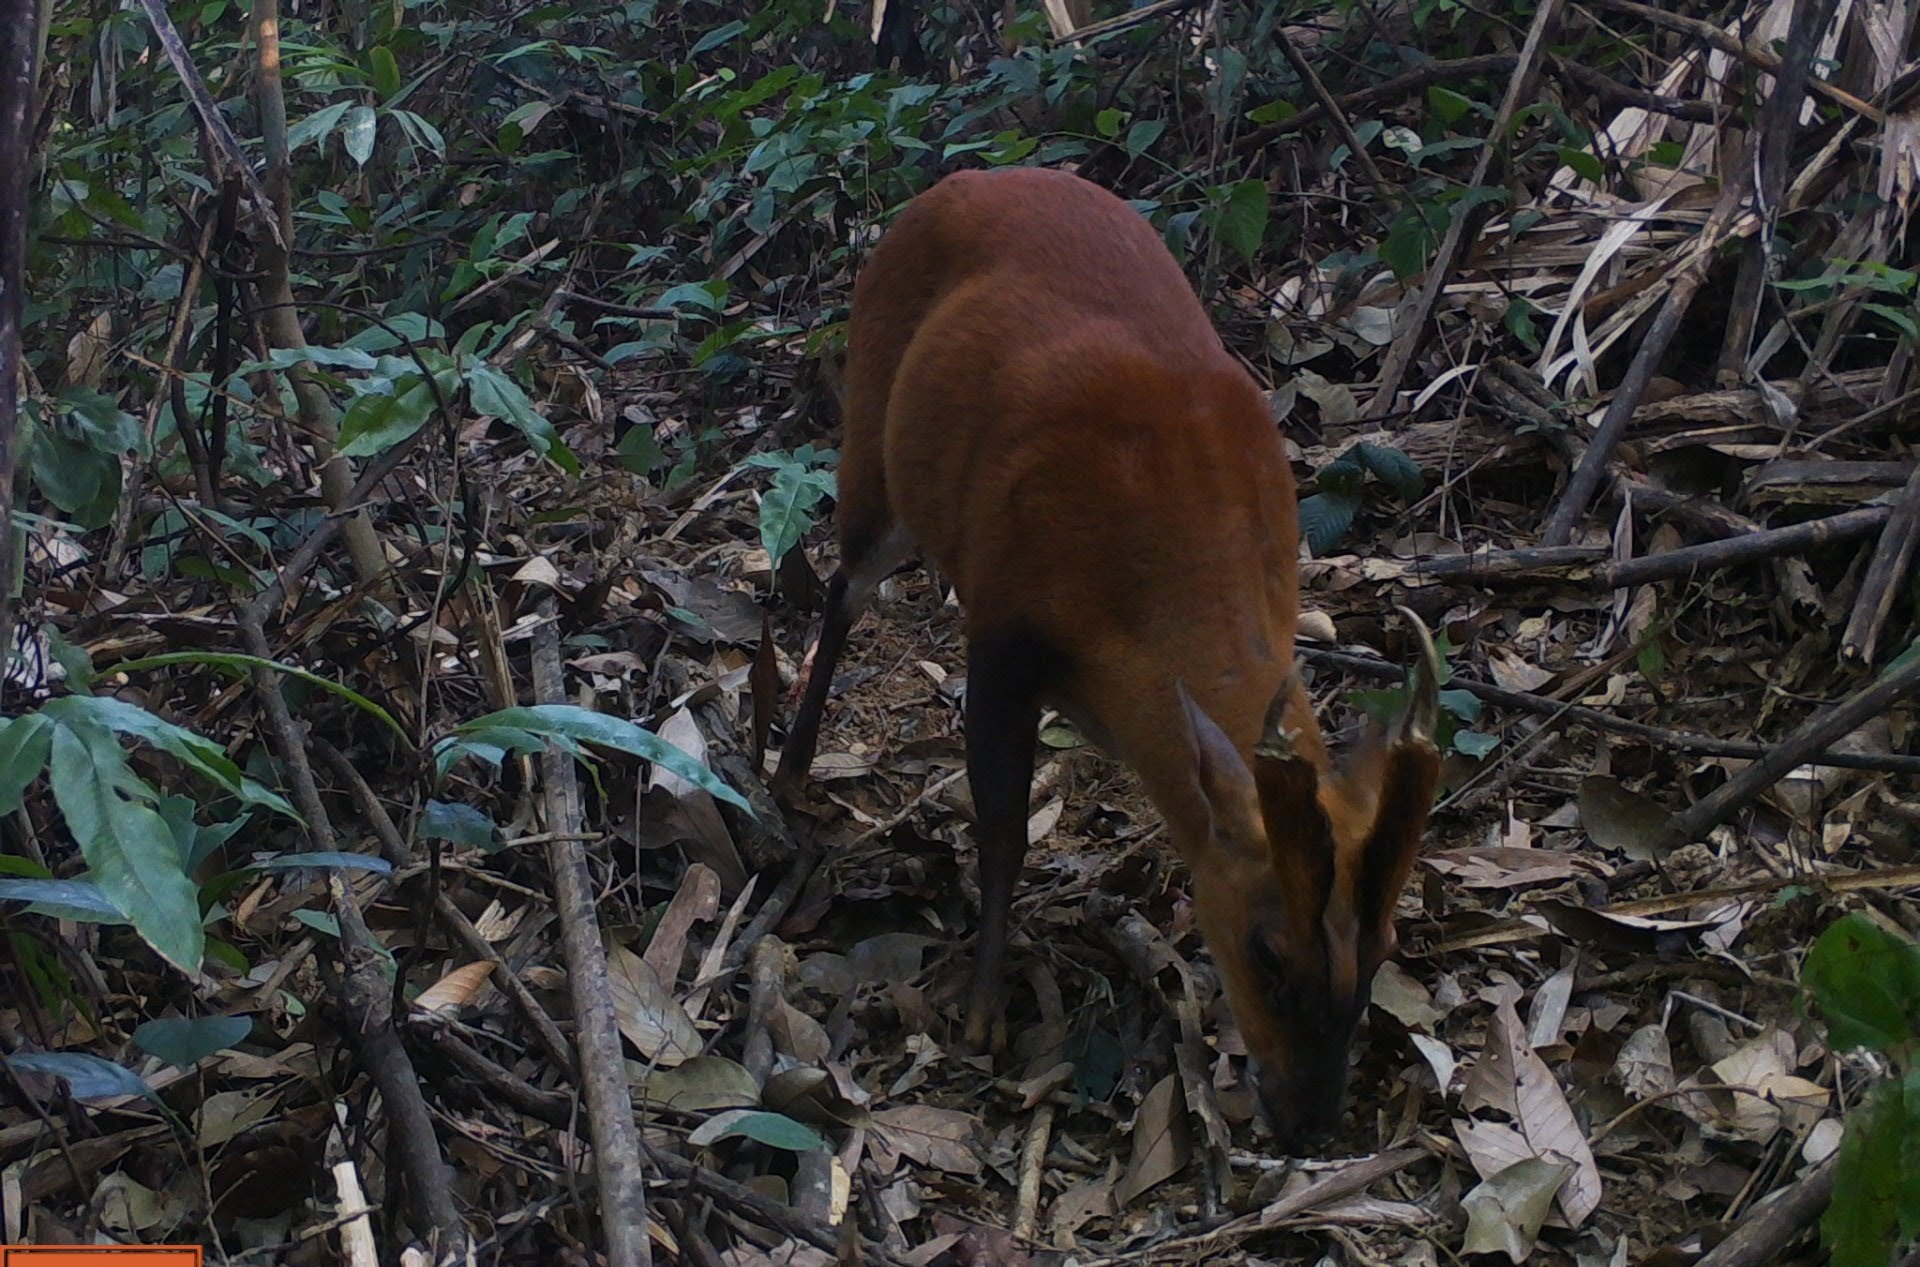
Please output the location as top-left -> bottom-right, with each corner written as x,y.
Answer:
1670,647 -> 1920,841
1300,646 -> 1920,775
532,598 -> 653,1267
1841,462 -> 1920,664
1365,0 -> 1567,418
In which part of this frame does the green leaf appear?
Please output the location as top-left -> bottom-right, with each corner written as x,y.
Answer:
690,20 -> 746,54
9,1051 -> 150,1101
1825,1080 -> 1908,1267
616,423 -> 664,476
30,430 -> 118,527
1095,107 -> 1123,137
686,1108 -> 826,1152
466,361 -> 581,474
1125,118 -> 1165,159
133,1015 -> 253,1069
42,695 -> 296,819
0,713 -> 52,815
287,100 -> 353,154
1557,145 -> 1604,184
339,381 -> 434,457
1297,490 -> 1361,555
1804,914 -> 1920,1057
111,650 -> 406,747
1453,730 -> 1499,759
758,464 -> 832,562
1428,86 -> 1474,125
368,46 -> 402,100
0,877 -> 127,923
343,105 -> 378,166
1353,442 -> 1424,500
421,800 -> 498,849
246,852 -> 393,876
59,388 -> 147,455
1864,302 -> 1920,341
1217,179 -> 1269,265
437,705 -> 751,814
47,724 -> 203,974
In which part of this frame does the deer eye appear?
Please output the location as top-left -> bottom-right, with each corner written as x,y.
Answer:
1249,933 -> 1287,981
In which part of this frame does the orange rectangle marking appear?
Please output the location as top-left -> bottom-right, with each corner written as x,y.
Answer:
3,1251 -> 202,1266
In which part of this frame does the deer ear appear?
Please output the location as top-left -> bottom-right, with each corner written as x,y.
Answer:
1251,675 -> 1338,923
1353,610 -> 1444,935
1175,682 -> 1260,855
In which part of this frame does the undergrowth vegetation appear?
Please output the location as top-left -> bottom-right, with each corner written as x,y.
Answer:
5,0 -> 1920,1263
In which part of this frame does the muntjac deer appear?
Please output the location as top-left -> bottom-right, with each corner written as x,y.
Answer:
774,167 -> 1441,1152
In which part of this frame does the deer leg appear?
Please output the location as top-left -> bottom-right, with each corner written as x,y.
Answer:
961,629 -> 1048,1053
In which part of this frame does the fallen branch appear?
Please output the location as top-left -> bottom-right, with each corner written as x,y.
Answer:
1420,506 -> 1893,588
1694,1157 -> 1836,1267
1669,645 -> 1920,842
532,600 -> 653,1267
1300,646 -> 1920,775
236,608 -> 470,1259
1841,462 -> 1920,664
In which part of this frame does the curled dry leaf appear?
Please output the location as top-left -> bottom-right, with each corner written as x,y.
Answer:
1612,1024 -> 1677,1100
1578,775 -> 1681,861
642,861 -> 722,987
409,961 -> 494,1017
638,1055 -> 758,1111
1461,1156 -> 1572,1263
1372,960 -> 1445,1031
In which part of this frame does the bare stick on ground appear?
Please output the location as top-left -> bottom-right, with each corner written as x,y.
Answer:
237,609 -> 469,1259
1694,1157 -> 1836,1267
1841,461 -> 1920,664
1670,646 -> 1920,842
1418,505 -> 1893,588
532,598 -> 653,1267
1301,646 -> 1920,776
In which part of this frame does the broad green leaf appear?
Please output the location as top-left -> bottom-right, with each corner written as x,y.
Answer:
686,1108 -> 826,1152
368,46 -> 401,99
1125,118 -> 1165,158
134,1015 -> 253,1069
339,379 -> 434,456
344,106 -> 378,166
42,695 -> 296,818
287,100 -> 353,153
421,800 -> 498,849
0,877 -> 127,923
689,19 -> 745,54
1805,915 -> 1920,1057
1216,179 -> 1269,264
1298,490 -> 1361,555
0,713 -> 52,815
466,361 -> 580,474
245,852 -> 393,876
1825,1080 -> 1907,1267
48,724 -> 204,974
1354,442 -> 1424,500
9,1051 -> 150,1101
440,705 -> 750,814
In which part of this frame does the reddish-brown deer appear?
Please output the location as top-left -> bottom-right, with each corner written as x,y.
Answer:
775,167 -> 1441,1152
